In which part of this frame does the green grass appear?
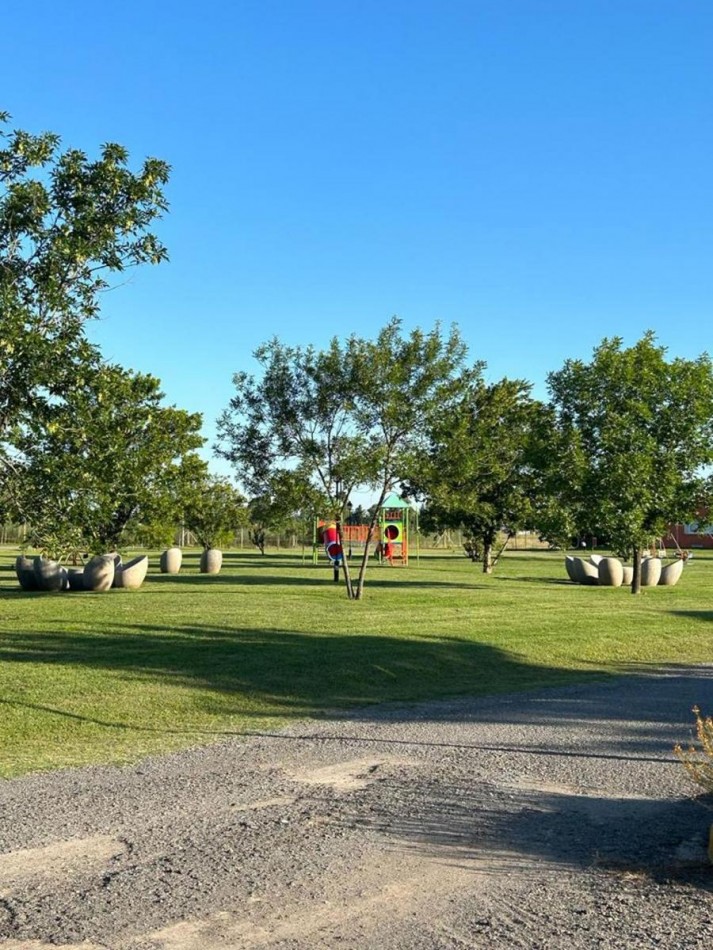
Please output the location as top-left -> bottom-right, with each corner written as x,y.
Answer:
1,547 -> 711,777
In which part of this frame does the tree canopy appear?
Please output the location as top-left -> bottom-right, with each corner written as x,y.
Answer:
0,110 -> 170,507
407,376 -> 544,572
547,333 -> 713,592
217,318 -> 468,598
4,117 -> 710,602
18,362 -> 204,556
182,474 -> 246,551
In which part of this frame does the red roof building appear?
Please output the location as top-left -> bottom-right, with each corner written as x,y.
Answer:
668,514 -> 713,550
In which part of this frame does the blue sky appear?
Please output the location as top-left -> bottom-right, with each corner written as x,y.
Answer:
3,0 -> 711,480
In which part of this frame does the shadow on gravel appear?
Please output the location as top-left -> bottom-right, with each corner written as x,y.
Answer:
326,665 -> 713,889
245,665 -> 713,764
355,777 -> 713,889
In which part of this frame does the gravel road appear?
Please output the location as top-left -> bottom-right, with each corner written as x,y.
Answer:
1,666 -> 712,949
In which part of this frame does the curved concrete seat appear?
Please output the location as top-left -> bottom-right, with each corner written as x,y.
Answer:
641,557 -> 662,587
573,557 -> 599,585
598,557 -> 624,587
114,555 -> 149,590
564,556 -> 579,582
84,555 -> 115,592
67,568 -> 85,591
15,555 -> 38,591
200,548 -> 223,574
658,559 -> 684,587
33,557 -> 68,592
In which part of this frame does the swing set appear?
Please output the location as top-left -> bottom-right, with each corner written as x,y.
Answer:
647,531 -> 691,562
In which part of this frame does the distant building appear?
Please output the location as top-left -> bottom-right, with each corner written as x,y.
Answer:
668,513 -> 713,550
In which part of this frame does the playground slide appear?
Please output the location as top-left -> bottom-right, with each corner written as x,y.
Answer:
322,523 -> 343,563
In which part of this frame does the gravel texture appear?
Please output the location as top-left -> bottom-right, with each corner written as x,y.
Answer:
1,665 -> 712,948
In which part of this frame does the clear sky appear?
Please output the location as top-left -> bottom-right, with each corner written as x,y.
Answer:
3,0 -> 711,478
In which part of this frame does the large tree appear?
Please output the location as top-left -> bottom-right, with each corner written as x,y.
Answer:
407,376 -> 544,573
547,333 -> 713,593
18,362 -> 204,555
216,334 -> 369,595
217,318 -> 468,599
0,110 -> 170,506
345,320 -> 468,597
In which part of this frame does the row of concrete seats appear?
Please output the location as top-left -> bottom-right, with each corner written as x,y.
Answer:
565,554 -> 684,588
15,554 -> 149,592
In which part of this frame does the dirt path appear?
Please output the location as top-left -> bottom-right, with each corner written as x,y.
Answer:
1,666 -> 712,949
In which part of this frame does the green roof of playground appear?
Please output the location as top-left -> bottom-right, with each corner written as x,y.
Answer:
380,492 -> 412,509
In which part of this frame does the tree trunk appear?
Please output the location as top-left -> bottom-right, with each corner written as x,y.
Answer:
482,540 -> 493,574
354,488 -> 390,600
631,545 -> 642,594
336,520 -> 354,599
481,527 -> 509,574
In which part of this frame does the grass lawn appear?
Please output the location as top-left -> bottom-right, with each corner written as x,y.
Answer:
1,547 -> 711,777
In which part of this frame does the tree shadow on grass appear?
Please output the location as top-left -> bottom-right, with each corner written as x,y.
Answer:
0,622 -> 605,731
668,610 -> 713,623
143,572 -> 483,590
494,575 -> 574,586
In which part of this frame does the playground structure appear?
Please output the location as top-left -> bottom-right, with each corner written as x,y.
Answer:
312,492 -> 418,569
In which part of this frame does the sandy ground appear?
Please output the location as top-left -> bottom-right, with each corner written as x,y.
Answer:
1,666 -> 712,949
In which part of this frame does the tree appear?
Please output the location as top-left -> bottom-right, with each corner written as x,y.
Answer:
216,318 -> 468,599
182,474 -> 246,550
547,333 -> 713,593
345,320 -> 468,596
347,503 -> 368,525
524,403 -> 585,551
216,335 -> 371,596
247,470 -> 321,554
406,376 -> 543,573
18,362 -> 204,555
0,111 -> 170,503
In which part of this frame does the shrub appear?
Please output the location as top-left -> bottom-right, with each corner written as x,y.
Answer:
674,706 -> 713,795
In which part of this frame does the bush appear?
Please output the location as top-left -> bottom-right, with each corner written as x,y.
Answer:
674,706 -> 713,794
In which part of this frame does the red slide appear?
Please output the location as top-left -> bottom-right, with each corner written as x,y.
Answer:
322,522 -> 343,563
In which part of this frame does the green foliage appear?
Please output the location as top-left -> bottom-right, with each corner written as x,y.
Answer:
247,471 -> 316,554
217,319 -> 469,598
0,110 -> 170,505
347,503 -> 368,525
547,333 -> 713,588
183,474 -> 246,550
24,523 -> 87,563
347,319 -> 468,496
526,404 -> 583,550
406,375 -> 543,572
216,335 -> 368,511
675,707 -> 713,795
18,361 -> 204,554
